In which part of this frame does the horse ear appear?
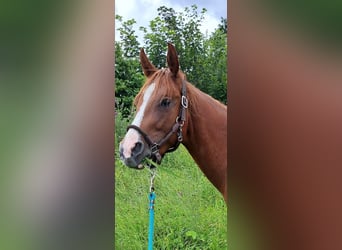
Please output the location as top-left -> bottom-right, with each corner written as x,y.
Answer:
140,48 -> 157,77
167,43 -> 179,77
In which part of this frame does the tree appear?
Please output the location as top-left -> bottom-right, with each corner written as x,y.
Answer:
115,15 -> 144,117
115,15 -> 140,58
141,5 -> 207,81
202,18 -> 227,103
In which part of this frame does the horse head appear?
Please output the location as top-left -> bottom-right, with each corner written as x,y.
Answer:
119,43 -> 188,168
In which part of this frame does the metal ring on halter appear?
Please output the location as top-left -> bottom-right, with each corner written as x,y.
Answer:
176,117 -> 185,128
181,96 -> 188,108
178,132 -> 183,142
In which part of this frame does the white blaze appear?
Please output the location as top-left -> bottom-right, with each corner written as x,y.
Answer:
121,83 -> 156,158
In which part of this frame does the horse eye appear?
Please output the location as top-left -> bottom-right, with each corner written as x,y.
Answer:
160,98 -> 171,108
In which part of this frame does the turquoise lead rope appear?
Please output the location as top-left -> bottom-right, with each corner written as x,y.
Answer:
148,189 -> 156,250
148,167 -> 156,250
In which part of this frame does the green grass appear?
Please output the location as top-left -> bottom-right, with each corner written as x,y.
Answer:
115,145 -> 227,249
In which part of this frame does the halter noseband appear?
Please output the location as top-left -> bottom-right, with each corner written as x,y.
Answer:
127,79 -> 188,164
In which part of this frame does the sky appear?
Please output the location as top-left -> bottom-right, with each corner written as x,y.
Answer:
115,0 -> 227,43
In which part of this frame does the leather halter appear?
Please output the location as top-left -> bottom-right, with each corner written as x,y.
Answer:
127,79 -> 188,164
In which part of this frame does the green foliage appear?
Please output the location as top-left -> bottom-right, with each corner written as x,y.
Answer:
141,5 -> 206,71
202,19 -> 227,103
115,15 -> 144,117
115,114 -> 227,249
115,5 -> 227,118
115,15 -> 140,58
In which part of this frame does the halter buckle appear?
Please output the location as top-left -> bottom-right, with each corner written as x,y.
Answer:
181,96 -> 188,108
150,143 -> 159,154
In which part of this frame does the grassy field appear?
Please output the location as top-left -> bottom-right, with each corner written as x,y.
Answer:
115,143 -> 227,249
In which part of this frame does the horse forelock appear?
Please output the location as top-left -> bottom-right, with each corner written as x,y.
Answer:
134,69 -> 184,107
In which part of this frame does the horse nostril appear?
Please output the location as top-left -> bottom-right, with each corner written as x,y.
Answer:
131,141 -> 144,156
119,145 -> 124,159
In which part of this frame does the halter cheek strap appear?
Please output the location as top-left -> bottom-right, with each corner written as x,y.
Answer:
127,79 -> 188,164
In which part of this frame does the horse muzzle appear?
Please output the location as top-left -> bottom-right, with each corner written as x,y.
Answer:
119,140 -> 151,169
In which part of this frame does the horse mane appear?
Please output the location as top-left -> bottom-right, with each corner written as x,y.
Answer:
134,68 -> 226,116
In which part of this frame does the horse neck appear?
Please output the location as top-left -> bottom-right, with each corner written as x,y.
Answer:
182,85 -> 227,200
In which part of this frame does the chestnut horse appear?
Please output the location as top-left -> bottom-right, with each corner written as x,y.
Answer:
119,43 -> 227,202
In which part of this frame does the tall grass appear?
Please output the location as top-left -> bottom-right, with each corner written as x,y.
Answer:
115,111 -> 227,249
